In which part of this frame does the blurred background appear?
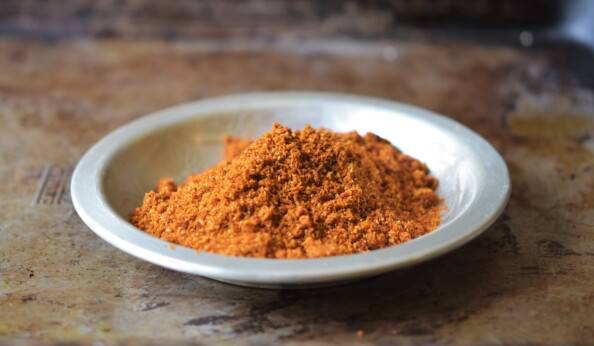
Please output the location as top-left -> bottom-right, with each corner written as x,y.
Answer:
1,1 -> 593,49
0,0 -> 589,40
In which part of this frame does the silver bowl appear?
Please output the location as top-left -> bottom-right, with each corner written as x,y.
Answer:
71,92 -> 510,288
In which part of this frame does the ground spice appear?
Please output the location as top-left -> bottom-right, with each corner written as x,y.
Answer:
130,124 -> 441,259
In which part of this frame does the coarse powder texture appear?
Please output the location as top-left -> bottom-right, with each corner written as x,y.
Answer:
130,124 -> 441,259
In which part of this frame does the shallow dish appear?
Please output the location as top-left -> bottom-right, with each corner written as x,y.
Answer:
71,92 -> 510,288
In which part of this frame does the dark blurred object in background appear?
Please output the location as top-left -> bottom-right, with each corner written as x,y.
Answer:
389,0 -> 561,27
0,0 -> 592,85
0,0 -> 586,39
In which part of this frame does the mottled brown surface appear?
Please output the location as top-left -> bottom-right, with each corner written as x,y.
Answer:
0,38 -> 593,345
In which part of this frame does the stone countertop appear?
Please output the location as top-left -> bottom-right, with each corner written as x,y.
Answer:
0,38 -> 593,345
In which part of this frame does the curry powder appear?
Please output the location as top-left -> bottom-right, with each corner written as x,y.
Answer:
130,124 -> 441,258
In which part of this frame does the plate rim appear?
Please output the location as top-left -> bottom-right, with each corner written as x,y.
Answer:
71,91 -> 511,286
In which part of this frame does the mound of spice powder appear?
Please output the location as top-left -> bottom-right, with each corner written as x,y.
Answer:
130,124 -> 441,259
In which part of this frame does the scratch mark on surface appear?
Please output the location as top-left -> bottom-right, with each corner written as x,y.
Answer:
32,165 -> 51,205
185,315 -> 238,326
53,166 -> 72,204
139,301 -> 171,311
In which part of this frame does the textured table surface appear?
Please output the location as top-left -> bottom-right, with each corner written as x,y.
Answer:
0,37 -> 593,345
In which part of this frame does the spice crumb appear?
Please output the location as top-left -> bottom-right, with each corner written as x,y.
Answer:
131,124 -> 441,259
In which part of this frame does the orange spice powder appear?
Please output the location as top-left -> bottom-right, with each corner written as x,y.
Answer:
130,124 -> 441,259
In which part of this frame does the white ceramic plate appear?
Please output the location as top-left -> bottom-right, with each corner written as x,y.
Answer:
71,92 -> 510,288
